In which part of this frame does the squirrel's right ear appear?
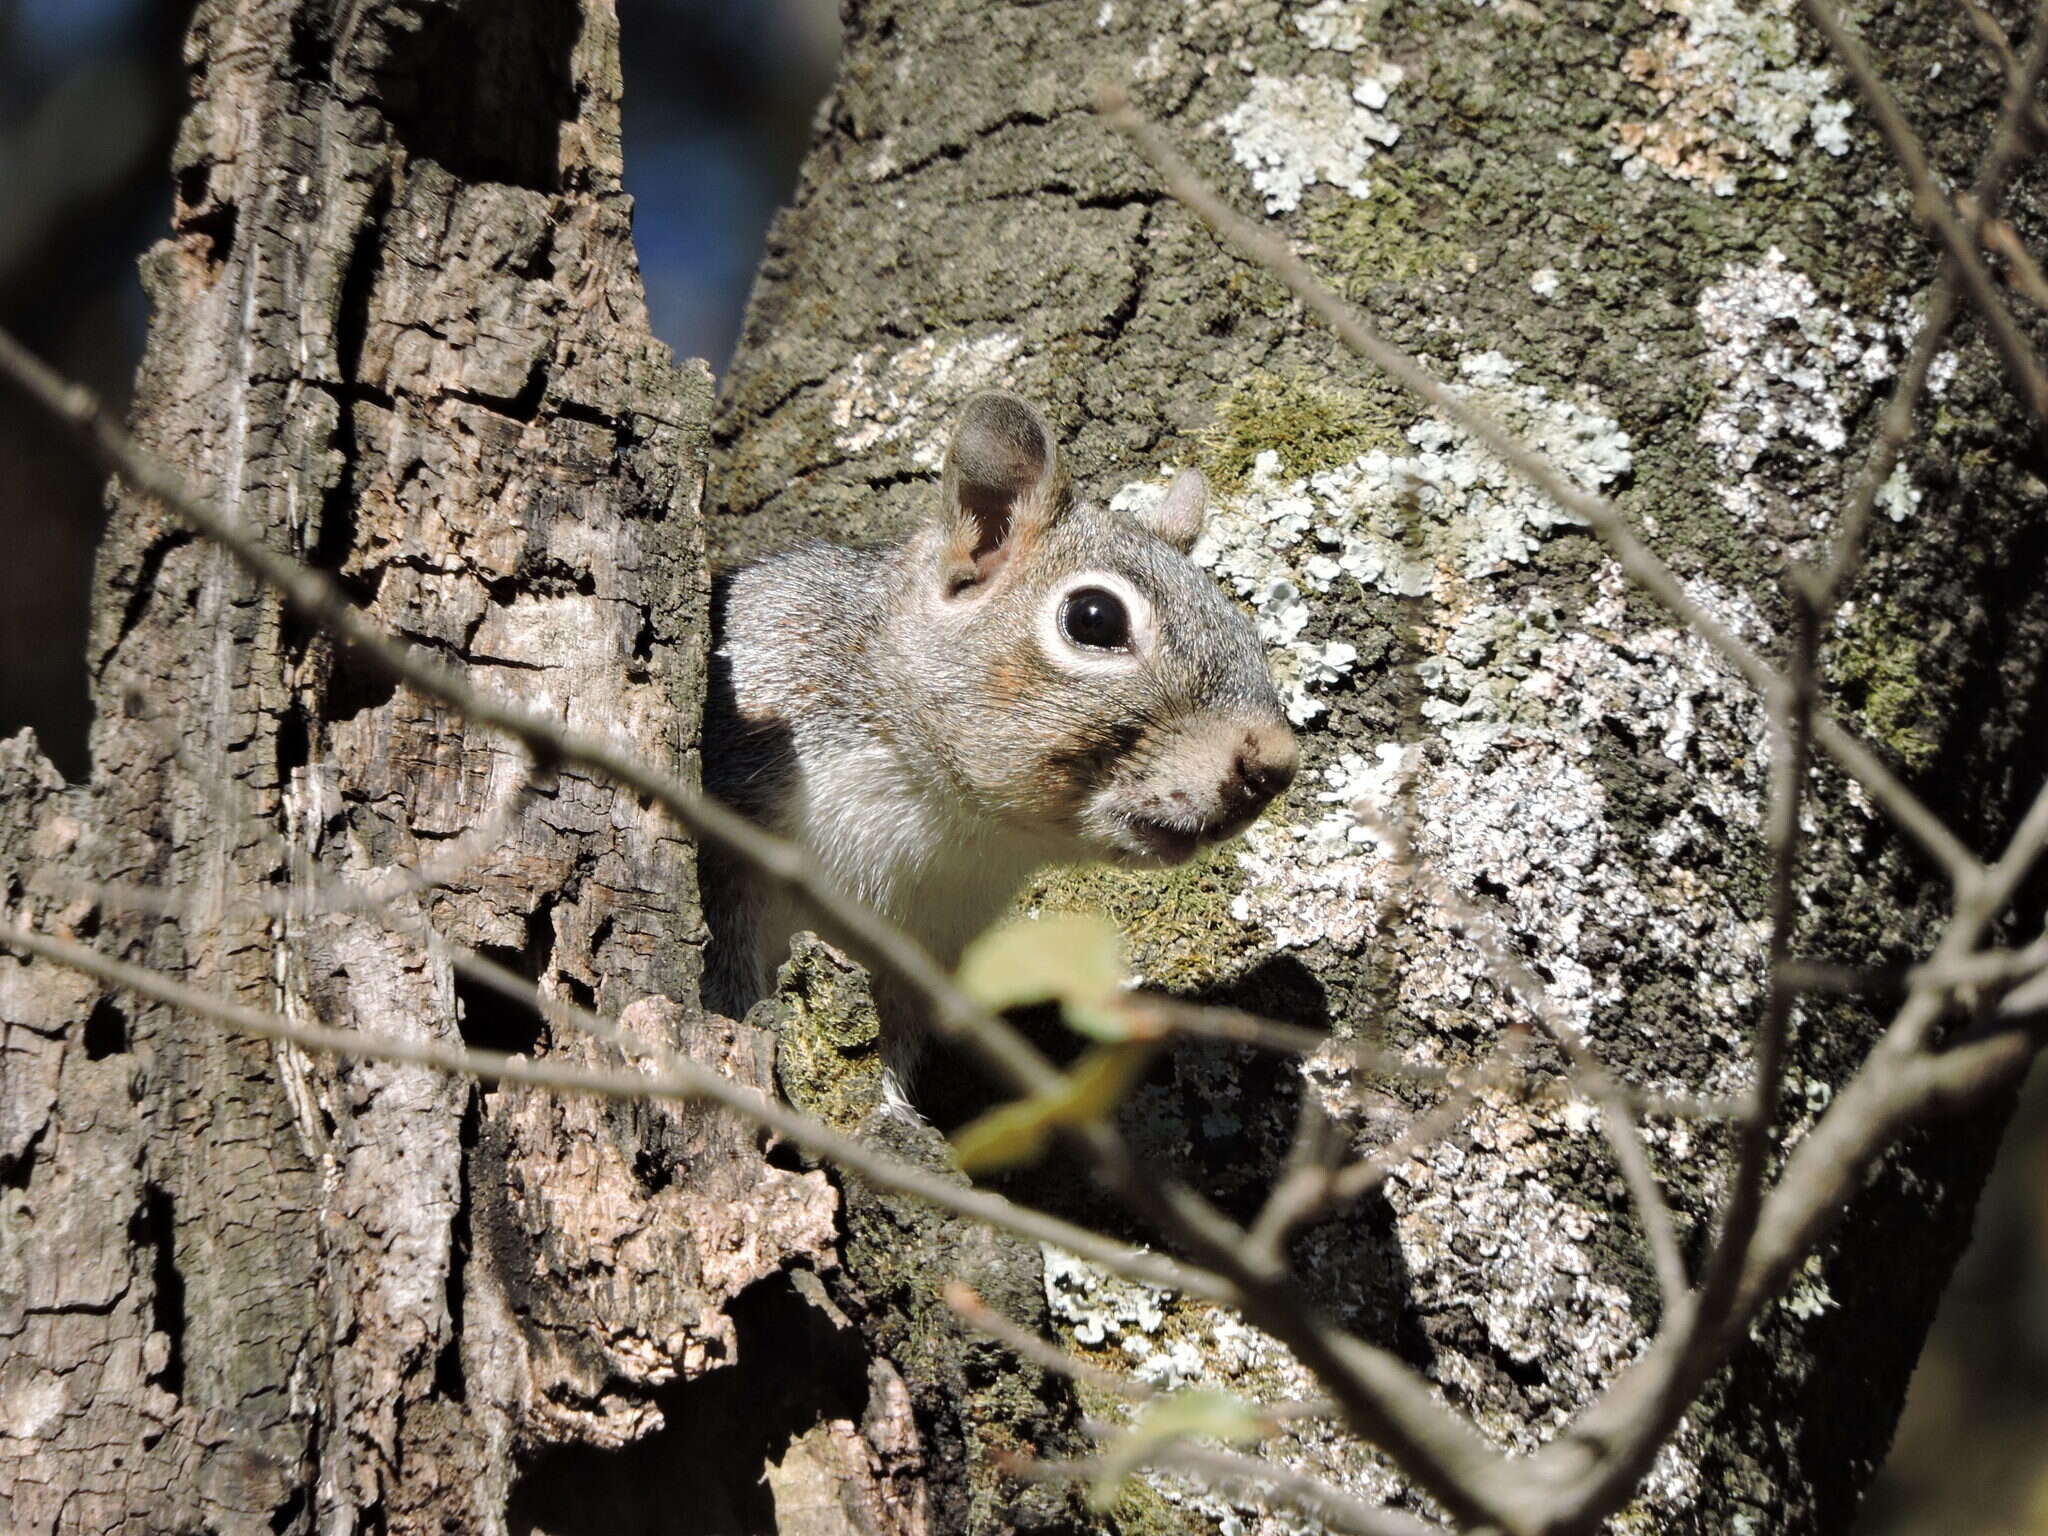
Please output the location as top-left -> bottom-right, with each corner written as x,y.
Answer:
1139,468 -> 1208,554
938,391 -> 1064,591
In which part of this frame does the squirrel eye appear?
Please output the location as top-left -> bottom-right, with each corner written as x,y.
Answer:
1060,587 -> 1131,651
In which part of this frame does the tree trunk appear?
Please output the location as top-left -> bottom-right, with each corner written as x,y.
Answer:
712,0 -> 2048,1531
6,0 -> 2045,1532
1,3 -> 856,1532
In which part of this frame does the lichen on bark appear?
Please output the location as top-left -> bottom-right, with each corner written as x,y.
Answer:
714,0 -> 2048,1529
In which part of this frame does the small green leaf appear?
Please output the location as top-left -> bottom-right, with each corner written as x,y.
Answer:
951,1042 -> 1159,1173
1089,1391 -> 1277,1508
957,914 -> 1129,1040
1058,1042 -> 1157,1124
950,1095 -> 1063,1173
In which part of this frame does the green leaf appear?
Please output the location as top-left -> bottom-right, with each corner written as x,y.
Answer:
951,1042 -> 1158,1173
950,1095 -> 1063,1173
956,914 -> 1130,1041
1089,1391 -> 1277,1508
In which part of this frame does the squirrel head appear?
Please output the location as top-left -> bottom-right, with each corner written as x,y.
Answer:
895,391 -> 1298,867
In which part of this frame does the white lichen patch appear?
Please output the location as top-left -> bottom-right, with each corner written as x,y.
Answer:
828,332 -> 1024,466
1383,1094 -> 1647,1435
1293,0 -> 1374,52
1176,351 -> 1631,723
1696,248 -> 1948,534
1234,562 -> 1769,1071
1095,341 -> 1799,1512
1043,1246 -> 1414,1525
1214,71 -> 1404,213
1611,0 -> 1854,194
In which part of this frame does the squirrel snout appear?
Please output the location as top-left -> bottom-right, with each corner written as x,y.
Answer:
1222,722 -> 1298,818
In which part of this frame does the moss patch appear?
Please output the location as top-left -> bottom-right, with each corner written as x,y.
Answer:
1020,841 -> 1263,998
1304,160 -> 1474,291
1198,370 -> 1405,498
1830,604 -> 1940,772
770,935 -> 885,1133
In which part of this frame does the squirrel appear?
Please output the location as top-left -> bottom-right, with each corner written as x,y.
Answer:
701,390 -> 1298,1100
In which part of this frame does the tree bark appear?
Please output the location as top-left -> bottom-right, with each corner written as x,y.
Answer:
1,3 -> 851,1533
7,0 -> 2046,1532
712,0 -> 2048,1531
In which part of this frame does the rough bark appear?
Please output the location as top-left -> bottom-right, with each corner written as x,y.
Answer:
713,0 -> 2048,1531
0,3 -> 850,1533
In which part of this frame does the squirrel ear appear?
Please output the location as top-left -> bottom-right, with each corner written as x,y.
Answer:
939,391 -> 1064,588
1139,468 -> 1208,554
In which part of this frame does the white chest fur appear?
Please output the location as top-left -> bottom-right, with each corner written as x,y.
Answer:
756,732 -> 1049,975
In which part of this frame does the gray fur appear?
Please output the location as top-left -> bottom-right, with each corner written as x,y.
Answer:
702,392 -> 1297,1095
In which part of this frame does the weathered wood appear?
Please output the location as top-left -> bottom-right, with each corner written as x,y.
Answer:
1,3 -> 847,1532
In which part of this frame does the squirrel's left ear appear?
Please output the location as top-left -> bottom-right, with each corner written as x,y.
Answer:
1137,468 -> 1207,554
939,391 -> 1066,590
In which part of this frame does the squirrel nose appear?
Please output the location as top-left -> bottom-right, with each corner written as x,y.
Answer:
1224,721 -> 1298,815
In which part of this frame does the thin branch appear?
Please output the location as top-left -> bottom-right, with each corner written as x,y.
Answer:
945,1279 -> 1340,1422
1956,0 -> 2048,142
1816,7 -> 2048,604
1542,1012 -> 2042,1526
1975,201 -> 2048,313
0,918 -> 1222,1302
1097,90 -> 1985,891
118,684 -> 544,917
1811,714 -> 1980,886
1244,1093 -> 1346,1266
1810,279 -> 1959,607
1099,91 -> 1765,696
947,1281 -> 1163,1402
1355,805 -> 1690,1313
1322,1045 -> 1507,1202
1126,995 -> 1737,1118
1694,598 -> 1819,1332
1798,0 -> 2048,428
1006,1443 -> 1446,1536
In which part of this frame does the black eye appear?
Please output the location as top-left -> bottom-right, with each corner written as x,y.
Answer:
1060,586 -> 1131,651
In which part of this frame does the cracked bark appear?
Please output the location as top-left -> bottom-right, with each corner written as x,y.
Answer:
712,1 -> 2048,1532
1,3 -> 856,1533
6,1 -> 2046,1532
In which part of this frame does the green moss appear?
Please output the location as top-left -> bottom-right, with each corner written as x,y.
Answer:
1100,1477 -> 1208,1536
1304,159 -> 1473,290
1198,370 -> 1403,498
1021,841 -> 1261,997
1830,605 -> 1940,772
770,935 -> 885,1133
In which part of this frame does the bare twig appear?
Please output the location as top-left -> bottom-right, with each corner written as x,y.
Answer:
1816,9 -> 2048,604
1355,805 -> 1690,1312
1006,1442 -> 1445,1536
947,1281 -> 1163,1402
945,1279 -> 1340,1420
1810,280 -> 1959,606
1694,597 -> 1819,1332
1098,90 -> 1985,891
1126,995 -> 1738,1118
1323,1043 -> 1513,1202
1798,0 -> 2048,428
1957,0 -> 2048,141
0,917 -> 1230,1302
1976,202 -> 2048,313
1099,90 -> 1763,693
